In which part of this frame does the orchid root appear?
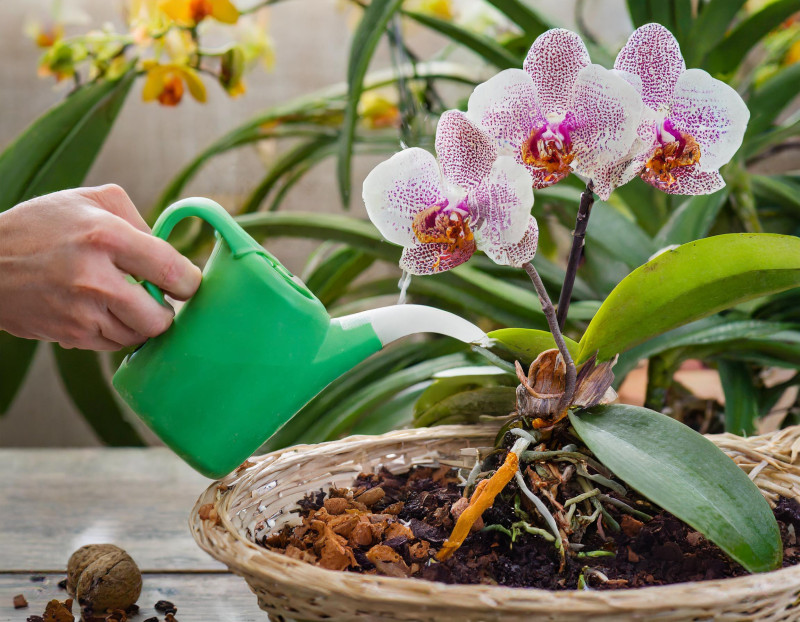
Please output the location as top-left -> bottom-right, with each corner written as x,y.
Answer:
436,450 -> 520,561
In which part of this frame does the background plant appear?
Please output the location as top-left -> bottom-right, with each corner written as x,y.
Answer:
2,0 -> 799,446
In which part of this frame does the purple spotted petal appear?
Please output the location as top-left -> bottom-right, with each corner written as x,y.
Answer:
480,216 -> 539,267
591,104 -> 659,200
362,147 -> 445,246
465,69 -> 544,157
400,241 -> 475,275
640,164 -> 725,195
669,68 -> 750,172
614,23 -> 685,109
524,28 -> 590,116
435,110 -> 497,189
468,156 -> 533,246
568,64 -> 643,186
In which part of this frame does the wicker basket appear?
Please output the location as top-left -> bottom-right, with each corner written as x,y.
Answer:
190,425 -> 800,622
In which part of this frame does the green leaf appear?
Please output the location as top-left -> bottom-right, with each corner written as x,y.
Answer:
745,116 -> 800,159
717,360 -> 759,435
304,246 -> 375,307
625,0 -> 650,27
570,404 -> 782,573
654,190 -> 729,247
242,134 -> 338,213
488,328 -> 580,367
685,0 -> 746,66
404,10 -> 521,69
414,385 -> 517,427
746,63 -> 800,137
52,346 -> 145,446
705,0 -> 800,75
338,0 -> 404,207
751,175 -> 800,216
586,203 -> 657,268
579,234 -> 800,363
0,73 -> 133,211
483,0 -> 551,39
614,317 -> 795,381
0,334 -> 38,414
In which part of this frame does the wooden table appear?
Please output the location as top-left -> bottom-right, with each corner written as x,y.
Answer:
0,449 -> 266,621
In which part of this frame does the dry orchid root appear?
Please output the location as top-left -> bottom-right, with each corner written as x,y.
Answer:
437,448 -> 520,560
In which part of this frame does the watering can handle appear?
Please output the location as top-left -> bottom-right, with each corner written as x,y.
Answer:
143,197 -> 263,304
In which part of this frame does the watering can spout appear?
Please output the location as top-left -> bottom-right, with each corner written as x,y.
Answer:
335,304 -> 492,349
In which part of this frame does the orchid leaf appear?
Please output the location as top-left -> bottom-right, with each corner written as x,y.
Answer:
53,346 -> 145,446
483,0 -> 551,39
570,404 -> 782,573
717,360 -> 759,436
585,203 -> 657,268
746,63 -> 800,137
404,10 -> 521,69
685,0 -> 746,66
578,234 -> 800,363
705,0 -> 800,75
304,246 -> 375,307
0,334 -> 37,415
413,385 -> 517,428
488,328 -> 580,368
655,190 -> 729,247
338,0 -> 404,207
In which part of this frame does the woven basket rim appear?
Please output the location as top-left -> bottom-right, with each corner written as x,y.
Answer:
190,424 -> 800,613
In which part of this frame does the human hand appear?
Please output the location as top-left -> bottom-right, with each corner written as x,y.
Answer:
0,185 -> 202,350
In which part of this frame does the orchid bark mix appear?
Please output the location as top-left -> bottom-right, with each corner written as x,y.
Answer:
363,24 -> 761,568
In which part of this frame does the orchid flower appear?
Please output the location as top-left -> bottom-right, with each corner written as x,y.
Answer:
603,23 -> 750,195
465,28 -> 643,200
363,110 -> 538,275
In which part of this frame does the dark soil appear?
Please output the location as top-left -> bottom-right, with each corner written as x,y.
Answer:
259,465 -> 800,590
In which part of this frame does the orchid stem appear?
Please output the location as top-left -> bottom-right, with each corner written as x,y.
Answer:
556,180 -> 595,330
522,262 -> 577,413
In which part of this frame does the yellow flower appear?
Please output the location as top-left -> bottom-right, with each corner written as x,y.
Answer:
238,12 -> 276,71
142,61 -> 207,105
406,0 -> 455,20
159,0 -> 239,26
786,39 -> 800,64
358,91 -> 401,129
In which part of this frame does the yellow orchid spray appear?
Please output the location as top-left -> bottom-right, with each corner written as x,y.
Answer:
29,0 -> 275,106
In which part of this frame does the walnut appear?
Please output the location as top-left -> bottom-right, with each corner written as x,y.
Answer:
66,545 -> 141,614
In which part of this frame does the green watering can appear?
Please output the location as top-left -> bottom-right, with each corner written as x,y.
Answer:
113,198 -> 489,479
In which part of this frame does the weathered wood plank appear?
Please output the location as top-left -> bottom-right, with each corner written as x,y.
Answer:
0,573 -> 266,621
0,449 -> 224,572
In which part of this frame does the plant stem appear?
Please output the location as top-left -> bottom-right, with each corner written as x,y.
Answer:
522,262 -> 577,412
556,180 -> 595,330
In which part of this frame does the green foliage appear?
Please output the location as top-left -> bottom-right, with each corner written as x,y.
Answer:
579,234 -> 800,363
0,73 -> 133,419
487,328 -> 580,367
570,404 -> 782,573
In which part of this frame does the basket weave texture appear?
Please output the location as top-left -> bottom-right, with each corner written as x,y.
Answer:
190,425 -> 800,622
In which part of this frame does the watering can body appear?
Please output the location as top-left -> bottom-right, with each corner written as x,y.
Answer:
113,198 -> 487,479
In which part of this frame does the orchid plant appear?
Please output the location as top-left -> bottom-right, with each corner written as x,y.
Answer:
360,23 -> 794,576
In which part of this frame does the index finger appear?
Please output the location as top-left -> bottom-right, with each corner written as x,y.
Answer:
111,221 -> 202,301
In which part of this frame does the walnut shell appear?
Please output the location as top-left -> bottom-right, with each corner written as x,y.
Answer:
66,544 -> 124,596
70,547 -> 142,613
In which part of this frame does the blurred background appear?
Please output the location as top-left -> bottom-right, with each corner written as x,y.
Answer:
1,0 -> 798,448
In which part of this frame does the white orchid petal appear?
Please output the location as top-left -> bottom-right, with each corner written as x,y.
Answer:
641,165 -> 725,195
524,28 -> 590,116
670,68 -> 750,172
465,68 -> 543,157
469,156 -> 533,247
480,216 -> 539,267
569,64 -> 644,182
614,23 -> 685,110
362,148 -> 445,246
435,110 -> 497,190
400,242 -> 474,275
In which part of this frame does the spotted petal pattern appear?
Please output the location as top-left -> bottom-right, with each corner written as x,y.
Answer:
614,22 -> 685,109
670,68 -> 750,172
436,110 -> 497,190
524,28 -> 590,116
468,156 -> 533,247
569,64 -> 643,197
400,240 -> 475,275
480,215 -> 539,267
362,148 -> 444,246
